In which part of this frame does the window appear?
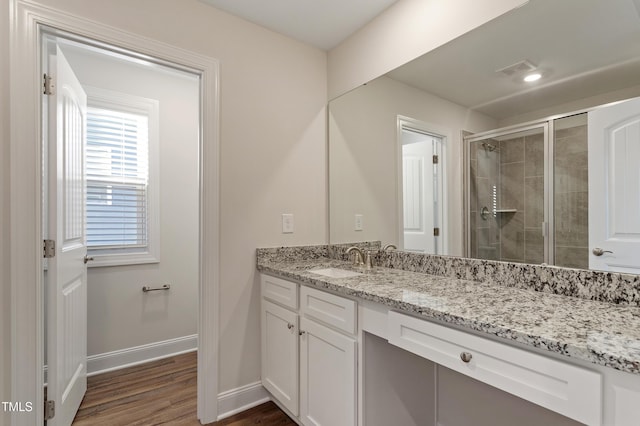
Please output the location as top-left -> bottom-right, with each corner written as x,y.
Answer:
85,87 -> 159,266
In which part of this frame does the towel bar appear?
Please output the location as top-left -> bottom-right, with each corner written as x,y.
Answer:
142,284 -> 171,293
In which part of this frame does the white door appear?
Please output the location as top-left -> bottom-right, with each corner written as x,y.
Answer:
261,299 -> 299,416
401,129 -> 442,254
46,43 -> 88,426
299,317 -> 356,426
588,97 -> 640,273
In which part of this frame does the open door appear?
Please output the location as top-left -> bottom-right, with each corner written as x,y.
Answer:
400,128 -> 443,254
588,97 -> 640,273
46,42 -> 88,425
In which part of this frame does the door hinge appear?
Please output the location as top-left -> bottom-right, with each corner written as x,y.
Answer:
43,239 -> 56,258
43,74 -> 55,95
433,227 -> 440,237
44,399 -> 55,421
433,155 -> 439,164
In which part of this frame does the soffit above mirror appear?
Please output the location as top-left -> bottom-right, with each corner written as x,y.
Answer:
386,0 -> 640,120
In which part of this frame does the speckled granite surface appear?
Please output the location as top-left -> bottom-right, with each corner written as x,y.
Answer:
256,248 -> 640,375
375,251 -> 640,307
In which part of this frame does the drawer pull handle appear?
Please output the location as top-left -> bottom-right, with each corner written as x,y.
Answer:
460,352 -> 473,363
299,330 -> 306,336
287,323 -> 294,330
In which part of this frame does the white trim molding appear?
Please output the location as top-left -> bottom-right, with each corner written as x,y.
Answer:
87,335 -> 198,377
217,382 -> 271,421
9,1 -> 220,424
44,335 -> 198,384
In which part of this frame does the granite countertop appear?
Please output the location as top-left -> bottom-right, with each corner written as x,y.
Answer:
257,256 -> 640,375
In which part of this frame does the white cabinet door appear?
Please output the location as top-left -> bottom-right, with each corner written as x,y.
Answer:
299,317 -> 356,426
604,367 -> 640,426
261,299 -> 299,416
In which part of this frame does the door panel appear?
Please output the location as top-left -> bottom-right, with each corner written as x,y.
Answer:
47,42 -> 88,426
299,317 -> 356,426
401,129 -> 441,254
261,299 -> 299,416
588,97 -> 640,272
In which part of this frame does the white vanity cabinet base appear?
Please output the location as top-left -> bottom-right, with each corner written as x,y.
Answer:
299,316 -> 357,426
261,299 -> 299,416
388,311 -> 602,426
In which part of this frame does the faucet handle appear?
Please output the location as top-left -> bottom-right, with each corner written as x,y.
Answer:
364,250 -> 375,269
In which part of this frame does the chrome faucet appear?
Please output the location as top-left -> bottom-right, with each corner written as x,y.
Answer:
382,244 -> 397,251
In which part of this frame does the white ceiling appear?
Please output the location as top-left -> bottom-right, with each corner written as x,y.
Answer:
386,0 -> 640,120
199,0 -> 399,50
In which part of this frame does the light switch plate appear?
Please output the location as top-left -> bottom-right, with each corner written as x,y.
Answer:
282,214 -> 294,233
355,214 -> 363,231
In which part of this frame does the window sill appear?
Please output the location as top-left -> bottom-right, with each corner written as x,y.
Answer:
87,252 -> 160,268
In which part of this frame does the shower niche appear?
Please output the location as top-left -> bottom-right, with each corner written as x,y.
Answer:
465,114 -> 588,269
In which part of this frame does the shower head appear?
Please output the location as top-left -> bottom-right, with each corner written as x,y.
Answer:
481,142 -> 499,152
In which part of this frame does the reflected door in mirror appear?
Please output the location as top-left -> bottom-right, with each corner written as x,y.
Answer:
401,128 -> 443,254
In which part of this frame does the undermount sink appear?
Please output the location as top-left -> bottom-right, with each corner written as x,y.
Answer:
308,268 -> 362,279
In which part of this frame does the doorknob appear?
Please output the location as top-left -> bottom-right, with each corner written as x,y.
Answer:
83,255 -> 95,264
592,248 -> 613,256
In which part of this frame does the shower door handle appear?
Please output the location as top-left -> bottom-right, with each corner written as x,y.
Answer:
592,247 -> 613,256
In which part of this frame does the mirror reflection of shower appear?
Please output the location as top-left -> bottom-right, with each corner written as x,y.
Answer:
481,142 -> 499,152
466,113 -> 589,268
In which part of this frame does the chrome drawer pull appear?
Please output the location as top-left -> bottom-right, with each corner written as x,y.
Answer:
460,352 -> 473,363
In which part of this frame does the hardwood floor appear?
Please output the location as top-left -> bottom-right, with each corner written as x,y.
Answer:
72,352 -> 295,425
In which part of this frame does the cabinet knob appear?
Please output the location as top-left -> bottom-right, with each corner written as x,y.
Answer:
287,323 -> 294,330
460,352 -> 473,363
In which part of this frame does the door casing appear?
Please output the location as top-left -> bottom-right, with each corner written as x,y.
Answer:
9,1 -> 221,424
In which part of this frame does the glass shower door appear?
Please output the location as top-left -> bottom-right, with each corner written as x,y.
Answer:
466,124 -> 548,264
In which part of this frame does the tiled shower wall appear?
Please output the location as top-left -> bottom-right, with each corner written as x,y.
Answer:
469,140 -> 501,260
554,123 -> 589,269
470,134 -> 544,263
499,132 -> 545,263
469,122 -> 589,267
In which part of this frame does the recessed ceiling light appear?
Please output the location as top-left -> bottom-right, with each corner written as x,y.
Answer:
524,73 -> 542,82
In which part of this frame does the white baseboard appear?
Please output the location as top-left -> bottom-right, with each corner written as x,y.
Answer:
87,334 -> 198,376
217,381 -> 271,420
44,334 -> 197,384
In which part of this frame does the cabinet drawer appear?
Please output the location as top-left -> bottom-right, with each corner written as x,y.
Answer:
261,274 -> 298,310
300,286 -> 356,335
388,311 -> 602,426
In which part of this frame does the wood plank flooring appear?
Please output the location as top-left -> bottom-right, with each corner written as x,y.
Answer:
72,352 -> 295,425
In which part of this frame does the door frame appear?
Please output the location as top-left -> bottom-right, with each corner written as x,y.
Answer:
396,116 -> 449,254
9,1 -> 220,424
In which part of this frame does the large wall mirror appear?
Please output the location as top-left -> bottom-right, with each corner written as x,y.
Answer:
329,0 -> 640,273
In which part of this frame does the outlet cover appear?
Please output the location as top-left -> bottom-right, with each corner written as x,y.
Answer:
282,214 -> 294,233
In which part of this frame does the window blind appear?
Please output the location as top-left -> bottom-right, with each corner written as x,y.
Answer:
86,107 -> 149,249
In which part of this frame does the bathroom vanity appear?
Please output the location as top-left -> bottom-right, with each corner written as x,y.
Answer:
256,245 -> 640,426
